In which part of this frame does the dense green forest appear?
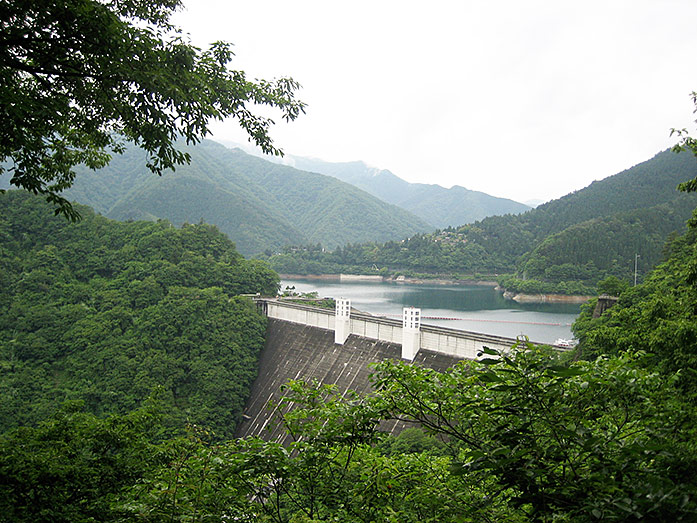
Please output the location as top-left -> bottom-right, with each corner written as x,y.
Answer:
0,191 -> 278,438
48,140 -> 433,255
573,211 -> 697,382
264,149 -> 697,294
3,237 -> 697,520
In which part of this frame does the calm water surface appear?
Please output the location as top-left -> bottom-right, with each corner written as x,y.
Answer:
281,278 -> 581,345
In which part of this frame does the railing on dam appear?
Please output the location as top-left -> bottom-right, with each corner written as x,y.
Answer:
254,298 -> 531,361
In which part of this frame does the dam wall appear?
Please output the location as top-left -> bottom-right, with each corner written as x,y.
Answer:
260,299 -> 522,359
235,319 -> 461,444
236,300 -> 532,443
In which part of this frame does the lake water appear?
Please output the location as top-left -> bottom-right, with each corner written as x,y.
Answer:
281,278 -> 582,345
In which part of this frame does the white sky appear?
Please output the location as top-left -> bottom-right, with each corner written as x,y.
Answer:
173,0 -> 697,203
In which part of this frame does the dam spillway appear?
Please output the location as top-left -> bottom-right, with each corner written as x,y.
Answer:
256,299 -> 523,359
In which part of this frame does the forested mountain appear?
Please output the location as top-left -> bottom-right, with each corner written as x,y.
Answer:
519,198 -> 697,282
449,148 -> 697,264
54,140 -> 433,255
0,191 -> 278,438
265,149 -> 697,292
268,154 -> 532,228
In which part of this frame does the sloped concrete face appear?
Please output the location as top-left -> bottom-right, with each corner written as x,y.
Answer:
235,319 -> 461,445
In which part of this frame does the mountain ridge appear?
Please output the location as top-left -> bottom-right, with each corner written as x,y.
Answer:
264,148 -> 697,291
273,155 -> 532,228
222,142 -> 531,228
58,140 -> 433,255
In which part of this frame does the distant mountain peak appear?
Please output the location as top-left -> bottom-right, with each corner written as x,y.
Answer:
272,155 -> 530,228
213,140 -> 530,228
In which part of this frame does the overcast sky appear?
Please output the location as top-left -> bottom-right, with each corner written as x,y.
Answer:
174,0 -> 697,203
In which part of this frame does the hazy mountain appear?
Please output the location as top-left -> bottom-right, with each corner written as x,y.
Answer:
220,141 -> 531,228
59,140 -> 433,255
271,156 -> 532,228
523,198 -> 546,208
442,148 -> 697,280
516,149 -> 697,239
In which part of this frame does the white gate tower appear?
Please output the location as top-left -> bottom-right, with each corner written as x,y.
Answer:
334,298 -> 351,345
402,307 -> 421,360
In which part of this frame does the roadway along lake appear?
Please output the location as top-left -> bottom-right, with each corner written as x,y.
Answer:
281,278 -> 582,345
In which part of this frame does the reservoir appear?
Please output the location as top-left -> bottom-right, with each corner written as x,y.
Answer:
281,278 -> 582,345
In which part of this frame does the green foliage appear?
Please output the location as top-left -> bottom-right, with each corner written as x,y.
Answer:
0,0 -> 305,219
368,347 -> 697,521
673,91 -> 697,192
171,345 -> 693,521
518,199 -> 697,286
573,211 -> 697,394
0,400 -> 165,522
596,275 -> 630,296
105,346 -> 695,522
264,233 -> 509,277
0,191 -> 277,437
377,427 -> 446,456
498,275 -> 595,296
3,326 -> 695,521
118,429 -> 259,522
231,380 -> 498,522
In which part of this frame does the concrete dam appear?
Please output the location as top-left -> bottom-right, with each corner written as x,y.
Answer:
235,299 -> 527,443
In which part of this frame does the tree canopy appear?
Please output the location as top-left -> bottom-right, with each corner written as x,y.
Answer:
4,342 -> 695,521
0,0 -> 305,218
0,191 -> 278,438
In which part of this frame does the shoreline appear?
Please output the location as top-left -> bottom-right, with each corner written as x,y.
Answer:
279,273 -> 499,287
503,291 -> 593,304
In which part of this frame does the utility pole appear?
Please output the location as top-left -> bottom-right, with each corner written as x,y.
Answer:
634,253 -> 640,286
